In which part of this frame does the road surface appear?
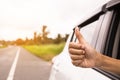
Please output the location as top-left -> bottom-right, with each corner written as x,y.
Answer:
0,46 -> 51,80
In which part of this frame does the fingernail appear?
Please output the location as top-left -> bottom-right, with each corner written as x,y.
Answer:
75,27 -> 79,31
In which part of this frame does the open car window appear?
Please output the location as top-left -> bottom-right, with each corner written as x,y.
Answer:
80,20 -> 98,45
71,17 -> 102,48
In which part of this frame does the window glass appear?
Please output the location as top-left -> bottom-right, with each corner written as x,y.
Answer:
112,23 -> 120,59
77,20 -> 99,44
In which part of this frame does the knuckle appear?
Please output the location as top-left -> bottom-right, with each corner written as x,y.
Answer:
68,48 -> 72,53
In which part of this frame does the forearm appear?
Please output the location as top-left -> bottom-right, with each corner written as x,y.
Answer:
99,54 -> 120,75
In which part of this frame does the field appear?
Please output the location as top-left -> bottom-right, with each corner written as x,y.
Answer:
23,42 -> 65,61
0,45 -> 7,48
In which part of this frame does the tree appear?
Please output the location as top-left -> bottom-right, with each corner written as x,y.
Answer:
15,38 -> 24,45
34,32 -> 37,43
54,34 -> 62,44
41,25 -> 50,44
42,25 -> 49,40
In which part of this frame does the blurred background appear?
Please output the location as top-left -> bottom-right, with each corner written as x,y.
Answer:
0,0 -> 109,61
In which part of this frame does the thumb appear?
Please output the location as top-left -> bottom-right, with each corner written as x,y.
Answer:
75,27 -> 86,44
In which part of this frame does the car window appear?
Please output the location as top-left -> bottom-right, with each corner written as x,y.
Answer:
94,7 -> 120,79
96,11 -> 114,53
80,20 -> 98,44
73,20 -> 99,48
112,21 -> 120,59
104,8 -> 120,59
71,11 -> 105,47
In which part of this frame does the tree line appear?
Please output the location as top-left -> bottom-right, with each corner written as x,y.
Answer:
0,25 -> 69,46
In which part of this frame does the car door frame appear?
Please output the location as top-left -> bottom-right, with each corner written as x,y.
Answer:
94,3 -> 120,79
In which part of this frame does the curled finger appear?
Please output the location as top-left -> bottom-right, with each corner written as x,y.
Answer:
69,48 -> 85,55
70,54 -> 85,60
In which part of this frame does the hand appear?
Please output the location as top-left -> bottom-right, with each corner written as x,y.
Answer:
69,27 -> 102,68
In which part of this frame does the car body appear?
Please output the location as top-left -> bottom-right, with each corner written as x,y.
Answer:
49,0 -> 120,80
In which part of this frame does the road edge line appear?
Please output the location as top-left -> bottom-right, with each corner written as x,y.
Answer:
7,47 -> 20,80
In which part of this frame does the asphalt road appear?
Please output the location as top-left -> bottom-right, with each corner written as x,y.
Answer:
0,46 -> 52,80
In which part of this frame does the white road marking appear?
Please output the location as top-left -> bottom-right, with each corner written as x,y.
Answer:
7,47 -> 20,80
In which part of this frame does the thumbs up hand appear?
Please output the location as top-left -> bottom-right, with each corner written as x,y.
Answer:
69,27 -> 102,68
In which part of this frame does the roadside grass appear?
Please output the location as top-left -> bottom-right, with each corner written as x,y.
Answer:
23,42 -> 65,61
0,45 -> 7,48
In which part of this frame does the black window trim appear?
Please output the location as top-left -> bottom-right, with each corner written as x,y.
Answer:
77,4 -> 107,28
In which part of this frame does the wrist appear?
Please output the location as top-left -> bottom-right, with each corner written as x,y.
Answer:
95,52 -> 103,68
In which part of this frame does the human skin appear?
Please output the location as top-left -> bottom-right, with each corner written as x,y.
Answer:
68,27 -> 120,75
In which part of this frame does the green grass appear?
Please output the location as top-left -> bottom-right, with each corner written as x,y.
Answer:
23,42 -> 65,61
0,45 -> 7,48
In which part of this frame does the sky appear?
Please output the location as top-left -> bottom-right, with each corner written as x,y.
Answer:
0,0 -> 110,41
